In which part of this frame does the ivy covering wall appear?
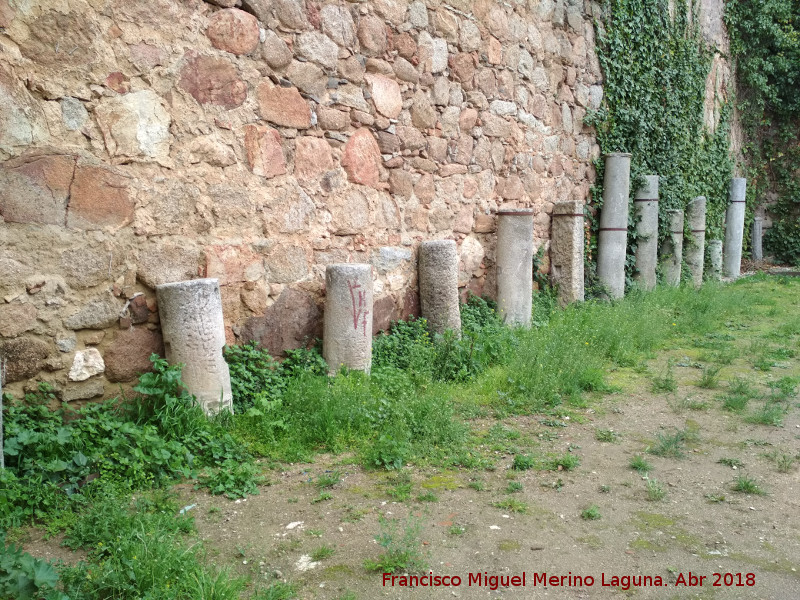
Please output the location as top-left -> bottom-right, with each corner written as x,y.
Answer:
726,0 -> 800,265
587,0 -> 734,284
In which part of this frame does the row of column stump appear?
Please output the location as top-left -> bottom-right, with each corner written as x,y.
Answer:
597,152 -> 749,299
157,153 -> 752,415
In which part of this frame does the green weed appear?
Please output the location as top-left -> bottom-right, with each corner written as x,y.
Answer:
595,429 -> 620,443
512,454 -> 535,471
505,481 -> 523,494
697,365 -> 722,389
316,471 -> 342,489
651,361 -> 677,393
630,455 -> 653,474
310,545 -> 336,561
745,403 -> 786,427
648,429 -> 690,459
492,499 -> 528,514
732,475 -> 767,495
718,457 -> 744,469
581,505 -> 601,520
646,479 -> 666,501
363,516 -> 428,574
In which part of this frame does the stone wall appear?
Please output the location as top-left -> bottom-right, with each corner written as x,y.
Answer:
0,0 -> 729,401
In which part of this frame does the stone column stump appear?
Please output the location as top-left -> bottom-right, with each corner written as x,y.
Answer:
418,240 -> 461,336
723,178 -> 747,279
156,278 -> 233,415
550,200 -> 585,306
323,264 -> 373,374
685,196 -> 706,287
633,175 -> 659,291
660,209 -> 684,287
496,209 -> 534,326
597,152 -> 632,299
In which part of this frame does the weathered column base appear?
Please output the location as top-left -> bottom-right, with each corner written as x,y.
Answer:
550,200 -> 584,306
323,264 -> 373,374
497,209 -> 534,326
685,196 -> 706,287
723,178 -> 747,279
633,175 -> 659,291
419,240 -> 461,336
597,152 -> 632,299
156,278 -> 233,415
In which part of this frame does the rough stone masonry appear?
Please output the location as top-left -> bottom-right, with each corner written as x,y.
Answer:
0,0 -> 732,401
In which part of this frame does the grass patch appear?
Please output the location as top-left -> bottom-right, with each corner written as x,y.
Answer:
512,454 -> 536,471
718,457 -> 744,469
745,403 -> 786,427
645,479 -> 667,501
651,360 -> 677,393
732,475 -> 767,496
648,429 -> 692,459
416,491 -> 438,503
595,429 -> 620,443
697,365 -> 722,389
310,545 -> 336,561
363,516 -> 428,574
630,455 -> 653,474
316,471 -> 342,489
493,499 -> 529,514
505,481 -> 523,494
581,505 -> 601,520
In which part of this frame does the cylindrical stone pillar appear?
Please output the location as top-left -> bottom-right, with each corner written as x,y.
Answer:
156,278 -> 233,415
633,175 -> 659,291
723,178 -> 747,279
496,209 -> 534,326
659,209 -> 684,286
708,240 -> 723,281
323,264 -> 373,374
418,240 -> 461,336
752,216 -> 763,261
550,200 -> 585,306
685,196 -> 706,287
597,152 -> 632,299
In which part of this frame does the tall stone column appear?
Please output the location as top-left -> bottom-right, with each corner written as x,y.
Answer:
633,175 -> 659,291
418,240 -> 461,336
550,200 -> 585,306
156,278 -> 233,415
752,216 -> 763,261
597,152 -> 631,299
685,196 -> 706,287
496,209 -> 534,326
323,264 -> 373,374
659,209 -> 684,286
723,178 -> 747,279
708,240 -> 723,281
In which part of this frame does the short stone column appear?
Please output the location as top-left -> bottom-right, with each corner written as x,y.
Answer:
597,152 -> 632,299
156,278 -> 233,415
659,209 -> 684,286
708,240 -> 723,281
633,175 -> 659,291
418,240 -> 461,336
550,200 -> 585,306
723,178 -> 747,279
752,216 -> 763,261
323,264 -> 373,374
496,209 -> 534,326
685,196 -> 706,287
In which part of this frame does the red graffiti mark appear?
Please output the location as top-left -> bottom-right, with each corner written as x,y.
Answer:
347,280 -> 368,334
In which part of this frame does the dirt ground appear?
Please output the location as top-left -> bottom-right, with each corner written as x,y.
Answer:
24,282 -> 800,600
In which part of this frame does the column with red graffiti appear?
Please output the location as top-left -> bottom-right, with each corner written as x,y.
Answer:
323,264 -> 373,373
